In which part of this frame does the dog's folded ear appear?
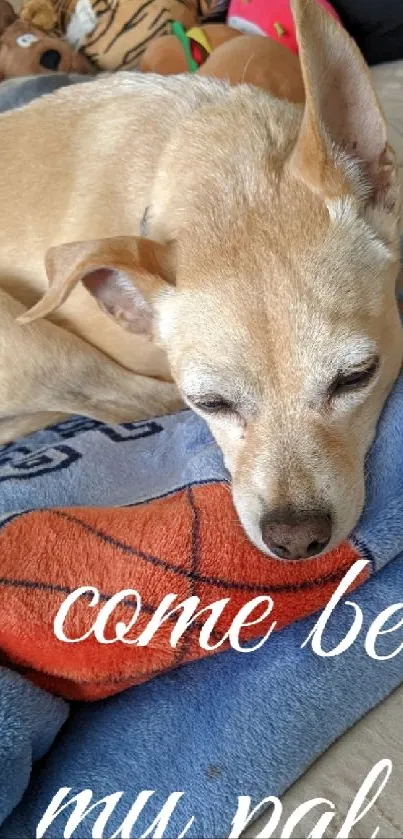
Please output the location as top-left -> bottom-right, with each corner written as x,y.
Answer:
17,236 -> 176,334
289,0 -> 398,217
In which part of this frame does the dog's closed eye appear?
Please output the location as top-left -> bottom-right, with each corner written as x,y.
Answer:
186,394 -> 237,415
188,359 -> 381,417
329,356 -> 380,399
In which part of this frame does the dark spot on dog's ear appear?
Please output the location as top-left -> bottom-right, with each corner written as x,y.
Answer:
139,205 -> 149,237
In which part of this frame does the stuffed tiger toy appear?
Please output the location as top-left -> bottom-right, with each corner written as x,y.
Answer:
21,0 -> 229,71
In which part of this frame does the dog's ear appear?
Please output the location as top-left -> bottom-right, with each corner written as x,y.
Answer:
18,236 -> 176,334
289,0 -> 396,209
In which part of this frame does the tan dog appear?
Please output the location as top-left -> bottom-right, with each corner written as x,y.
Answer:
0,0 -> 401,561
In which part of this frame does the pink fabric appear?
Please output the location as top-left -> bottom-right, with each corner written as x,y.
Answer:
227,0 -> 340,55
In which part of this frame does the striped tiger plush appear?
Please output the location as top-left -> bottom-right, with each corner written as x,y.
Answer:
80,0 -> 200,70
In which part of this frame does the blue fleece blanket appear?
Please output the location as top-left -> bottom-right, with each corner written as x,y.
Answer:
2,373 -> 403,575
1,367 -> 403,836
1,557 -> 403,838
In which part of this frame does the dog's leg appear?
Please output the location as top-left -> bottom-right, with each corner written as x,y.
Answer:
0,289 -> 183,444
0,412 -> 70,444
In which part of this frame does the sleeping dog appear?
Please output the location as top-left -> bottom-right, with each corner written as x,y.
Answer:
0,0 -> 401,559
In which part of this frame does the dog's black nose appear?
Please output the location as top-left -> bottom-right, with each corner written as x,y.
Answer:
261,509 -> 332,560
40,49 -> 61,70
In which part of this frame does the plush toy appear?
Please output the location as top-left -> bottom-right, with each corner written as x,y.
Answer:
75,0 -> 199,70
19,0 -> 340,75
0,0 -> 15,30
139,21 -> 237,74
20,0 -> 71,33
21,0 -> 227,39
138,0 -> 341,98
0,0 -> 93,78
227,0 -> 340,55
138,21 -> 305,102
20,0 -> 226,70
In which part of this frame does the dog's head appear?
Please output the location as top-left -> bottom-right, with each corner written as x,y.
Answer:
21,0 -> 402,560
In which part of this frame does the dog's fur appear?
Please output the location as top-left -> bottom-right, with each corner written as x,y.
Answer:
0,0 -> 402,557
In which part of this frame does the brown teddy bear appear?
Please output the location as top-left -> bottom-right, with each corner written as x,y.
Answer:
0,0 -> 94,78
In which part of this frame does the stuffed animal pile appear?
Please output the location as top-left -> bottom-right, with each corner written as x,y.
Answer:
21,0 -> 228,70
18,0 -> 340,82
0,0 -> 340,101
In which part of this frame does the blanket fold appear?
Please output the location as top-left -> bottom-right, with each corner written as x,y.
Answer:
0,666 -> 68,826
